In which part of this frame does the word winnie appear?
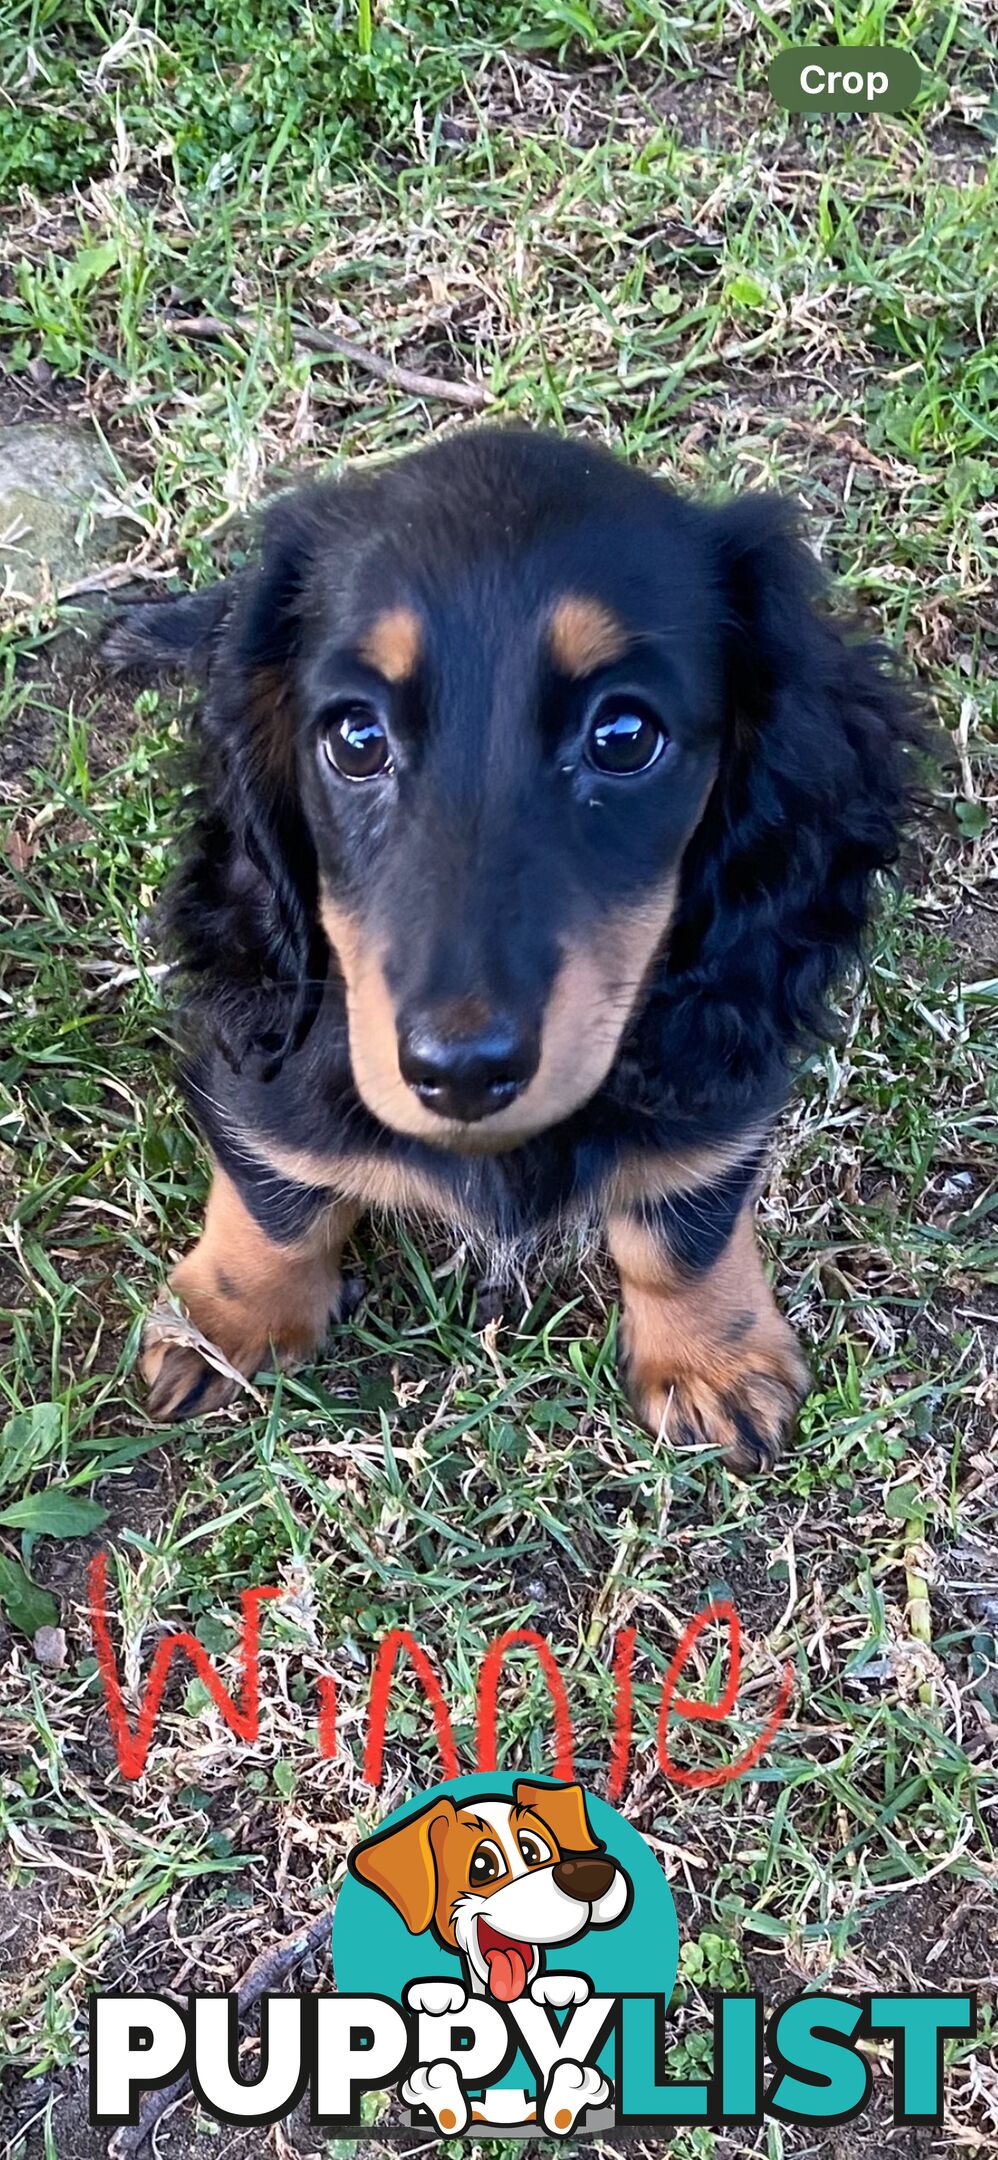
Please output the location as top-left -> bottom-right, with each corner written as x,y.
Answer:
88,1554 -> 792,1789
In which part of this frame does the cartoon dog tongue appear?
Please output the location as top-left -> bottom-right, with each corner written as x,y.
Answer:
479,1921 -> 532,2002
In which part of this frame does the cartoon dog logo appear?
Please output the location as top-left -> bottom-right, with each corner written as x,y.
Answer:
348,1778 -> 631,2133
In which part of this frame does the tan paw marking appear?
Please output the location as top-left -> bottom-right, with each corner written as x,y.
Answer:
627,1342 -> 808,1474
140,1167 -> 357,1422
611,1208 -> 809,1475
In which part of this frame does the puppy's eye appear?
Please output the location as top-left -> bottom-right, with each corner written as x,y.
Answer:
470,1840 -> 504,1884
586,697 -> 667,776
321,702 -> 393,782
517,1831 -> 552,1867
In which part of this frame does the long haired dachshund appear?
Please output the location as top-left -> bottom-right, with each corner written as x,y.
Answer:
108,428 -> 922,1472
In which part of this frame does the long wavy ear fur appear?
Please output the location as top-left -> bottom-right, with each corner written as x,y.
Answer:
103,580 -> 238,677
111,507 -> 325,1075
649,494 -> 929,1117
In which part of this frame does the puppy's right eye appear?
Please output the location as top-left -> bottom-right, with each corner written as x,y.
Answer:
321,702 -> 393,782
585,696 -> 667,776
470,1840 -> 504,1884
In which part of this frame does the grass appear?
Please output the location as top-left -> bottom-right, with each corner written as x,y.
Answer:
1,1 -> 997,2155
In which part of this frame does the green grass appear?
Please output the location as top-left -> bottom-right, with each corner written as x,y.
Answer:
1,3 -> 997,2155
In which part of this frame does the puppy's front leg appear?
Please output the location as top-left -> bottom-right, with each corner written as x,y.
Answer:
141,1164 -> 359,1420
607,1188 -> 808,1474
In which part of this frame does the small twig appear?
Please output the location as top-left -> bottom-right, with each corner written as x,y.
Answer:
162,310 -> 492,410
80,960 -> 170,995
142,1289 -> 268,1409
106,1905 -> 336,2158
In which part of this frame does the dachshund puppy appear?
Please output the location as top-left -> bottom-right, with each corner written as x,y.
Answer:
108,428 -> 922,1471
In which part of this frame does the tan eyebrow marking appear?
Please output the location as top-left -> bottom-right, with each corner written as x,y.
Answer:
548,595 -> 628,678
358,604 -> 422,683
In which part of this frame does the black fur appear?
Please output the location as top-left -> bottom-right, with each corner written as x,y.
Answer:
630,1147 -> 767,1277
109,427 -> 926,1253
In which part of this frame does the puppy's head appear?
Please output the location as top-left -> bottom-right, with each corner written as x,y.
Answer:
116,429 -> 922,1130
349,1779 -> 630,2001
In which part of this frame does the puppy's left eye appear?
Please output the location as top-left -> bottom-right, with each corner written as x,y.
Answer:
321,701 -> 393,782
470,1839 -> 504,1884
517,1831 -> 552,1867
586,697 -> 667,776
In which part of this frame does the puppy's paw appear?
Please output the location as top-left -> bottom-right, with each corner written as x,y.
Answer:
542,2061 -> 610,2134
530,1973 -> 591,2009
627,1333 -> 808,1475
139,1278 -> 330,1423
405,1980 -> 467,2017
402,2061 -> 469,2134
139,1171 -> 357,1421
612,1208 -> 810,1477
139,1296 -> 259,1421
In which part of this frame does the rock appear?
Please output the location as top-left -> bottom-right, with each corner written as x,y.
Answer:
0,422 -> 126,609
33,1624 -> 68,1670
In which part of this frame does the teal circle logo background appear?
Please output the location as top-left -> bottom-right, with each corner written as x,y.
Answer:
333,1774 -> 679,2002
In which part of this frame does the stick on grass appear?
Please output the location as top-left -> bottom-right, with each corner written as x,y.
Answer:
162,312 -> 492,410
106,1907 -> 335,2158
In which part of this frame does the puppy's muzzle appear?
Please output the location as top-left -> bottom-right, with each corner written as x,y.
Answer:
551,1852 -> 617,1903
398,1003 -> 540,1124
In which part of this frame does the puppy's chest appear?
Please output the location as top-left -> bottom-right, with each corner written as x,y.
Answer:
325,1128 -> 602,1257
211,1065 -> 608,1252
202,1047 -> 751,1260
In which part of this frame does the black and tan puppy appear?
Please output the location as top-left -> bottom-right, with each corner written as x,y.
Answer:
109,428 -> 921,1470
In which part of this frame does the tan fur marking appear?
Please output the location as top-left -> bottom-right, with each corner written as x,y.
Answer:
245,664 -> 298,786
236,1127 -> 469,1228
606,1130 -> 770,1209
141,1167 -> 359,1420
229,1128 -> 761,1244
321,879 -> 678,1152
608,1207 -> 809,1474
359,605 -> 422,683
548,595 -> 628,678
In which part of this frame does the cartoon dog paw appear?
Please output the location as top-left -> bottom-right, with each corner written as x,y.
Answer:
543,2060 -> 611,2135
529,1972 -> 591,2008
402,2060 -> 470,2134
404,1979 -> 467,2016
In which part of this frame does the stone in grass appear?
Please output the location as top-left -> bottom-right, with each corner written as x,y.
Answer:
0,422 -> 126,609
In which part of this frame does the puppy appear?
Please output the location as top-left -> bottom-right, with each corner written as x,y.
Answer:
349,1778 -> 630,2003
349,1779 -> 627,2134
108,427 -> 922,1469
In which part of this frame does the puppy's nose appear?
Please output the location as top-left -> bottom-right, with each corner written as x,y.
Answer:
398,1005 -> 539,1123
552,1853 -> 616,1904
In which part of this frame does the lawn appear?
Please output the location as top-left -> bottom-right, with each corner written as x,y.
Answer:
1,2 -> 997,2155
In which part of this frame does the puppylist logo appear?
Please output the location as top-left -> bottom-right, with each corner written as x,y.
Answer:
91,1774 -> 976,2136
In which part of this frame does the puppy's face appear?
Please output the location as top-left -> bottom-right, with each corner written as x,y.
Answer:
349,1779 -> 630,2002
288,433 -> 725,1150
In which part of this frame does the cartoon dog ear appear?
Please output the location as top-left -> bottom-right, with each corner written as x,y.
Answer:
348,1798 -> 457,1935
513,1780 -> 602,1856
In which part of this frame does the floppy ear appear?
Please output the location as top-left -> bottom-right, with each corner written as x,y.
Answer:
114,500 -> 329,1076
513,1780 -> 603,1855
103,577 -> 239,678
655,494 -> 928,1113
348,1799 -> 456,1934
